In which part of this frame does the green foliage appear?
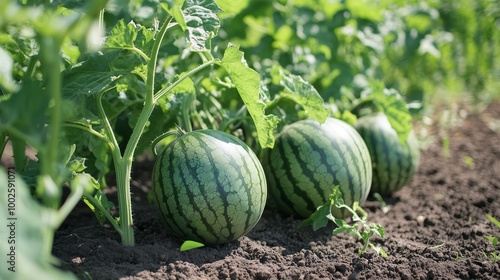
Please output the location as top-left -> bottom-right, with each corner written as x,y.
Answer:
463,156 -> 475,170
180,240 -> 205,251
0,168 -> 78,280
485,215 -> 500,263
486,215 -> 500,247
301,186 -> 387,257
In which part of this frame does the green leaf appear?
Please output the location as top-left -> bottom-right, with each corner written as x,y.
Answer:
105,19 -> 155,55
160,0 -> 186,29
19,158 -> 40,190
61,50 -> 147,124
299,201 -> 332,230
332,219 -> 358,235
370,81 -> 413,145
67,156 -> 87,173
105,19 -> 138,49
487,215 -> 500,229
0,81 -> 50,149
62,58 -> 113,98
0,168 -> 78,280
180,240 -> 205,251
182,0 -> 223,51
329,186 -> 345,207
346,0 -> 382,22
83,189 -> 115,226
62,50 -> 144,98
271,66 -> 329,123
216,0 -> 250,18
370,244 -> 388,258
485,235 -> 498,247
169,74 -> 195,95
339,110 -> 357,126
0,47 -> 16,92
221,44 -> 279,148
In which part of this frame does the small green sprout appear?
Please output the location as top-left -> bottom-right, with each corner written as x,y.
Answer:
300,186 -> 387,257
463,156 -> 475,170
484,215 -> 500,263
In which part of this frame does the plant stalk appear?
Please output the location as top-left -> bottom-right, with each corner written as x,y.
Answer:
114,16 -> 173,246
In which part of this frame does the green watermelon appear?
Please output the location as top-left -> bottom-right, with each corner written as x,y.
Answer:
354,113 -> 420,196
262,118 -> 372,219
152,130 -> 267,245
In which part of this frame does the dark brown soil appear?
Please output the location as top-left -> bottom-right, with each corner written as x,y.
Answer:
52,102 -> 500,279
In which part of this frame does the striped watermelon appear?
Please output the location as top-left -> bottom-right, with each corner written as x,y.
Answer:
354,113 -> 420,196
262,118 -> 372,219
152,130 -> 267,245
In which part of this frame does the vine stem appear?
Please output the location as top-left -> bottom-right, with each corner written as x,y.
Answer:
114,15 -> 173,246
38,35 -> 64,207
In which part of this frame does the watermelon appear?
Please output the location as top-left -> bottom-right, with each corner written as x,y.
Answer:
152,130 -> 267,245
354,113 -> 420,196
262,118 -> 372,219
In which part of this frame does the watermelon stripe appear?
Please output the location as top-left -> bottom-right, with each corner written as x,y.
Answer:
152,130 -> 267,245
326,129 -> 361,216
284,128 -> 328,213
354,113 -> 420,195
341,121 -> 371,202
379,128 -> 393,194
265,143 -> 296,215
160,146 -> 186,237
394,141 -> 406,191
192,133 -> 238,241
368,128 -> 385,193
276,133 -> 319,214
287,126 -> 356,215
263,118 -> 372,219
339,123 -> 366,199
181,136 -> 222,242
170,142 -> 215,241
235,145 -> 262,235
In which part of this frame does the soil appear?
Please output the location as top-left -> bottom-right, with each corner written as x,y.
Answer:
51,102 -> 500,280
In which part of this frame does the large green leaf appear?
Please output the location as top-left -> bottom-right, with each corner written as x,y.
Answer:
0,168 -> 77,280
61,50 -> 147,122
0,82 -> 49,149
221,44 -> 278,148
370,81 -> 413,145
105,19 -> 155,55
62,51 -> 141,97
182,0 -> 223,51
271,66 -> 329,123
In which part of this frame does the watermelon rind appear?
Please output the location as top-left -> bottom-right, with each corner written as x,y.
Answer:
262,118 -> 372,218
152,130 -> 267,245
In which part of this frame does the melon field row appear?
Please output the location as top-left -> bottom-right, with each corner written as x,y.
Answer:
149,108 -> 419,250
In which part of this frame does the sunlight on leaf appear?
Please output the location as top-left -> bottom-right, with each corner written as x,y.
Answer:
221,44 -> 279,148
0,47 -> 16,92
370,81 -> 413,145
105,19 -> 138,49
272,66 -> 329,123
182,0 -> 223,51
160,0 -> 187,29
